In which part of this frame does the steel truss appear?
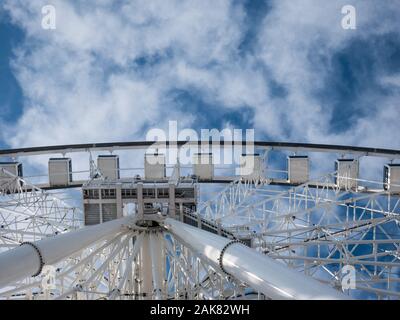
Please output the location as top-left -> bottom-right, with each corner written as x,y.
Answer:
198,173 -> 400,299
0,169 -> 81,251
0,141 -> 399,300
0,228 -> 252,300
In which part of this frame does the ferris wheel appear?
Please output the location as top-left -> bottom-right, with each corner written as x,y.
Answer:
0,141 -> 399,300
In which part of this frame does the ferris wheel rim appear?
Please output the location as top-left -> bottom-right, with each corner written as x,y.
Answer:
1,141 -> 400,300
0,140 -> 399,158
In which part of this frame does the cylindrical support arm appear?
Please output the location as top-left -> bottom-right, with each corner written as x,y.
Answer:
164,218 -> 350,300
139,233 -> 152,298
149,232 -> 164,299
0,216 -> 133,288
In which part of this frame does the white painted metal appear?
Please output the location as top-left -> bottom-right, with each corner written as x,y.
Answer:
0,216 -> 132,288
145,154 -> 166,180
0,162 -> 23,190
384,164 -> 400,192
149,232 -> 164,299
97,155 -> 120,180
165,218 -> 349,300
193,153 -> 214,180
239,154 -> 263,181
287,156 -> 309,184
1,141 -> 400,300
139,233 -> 153,299
0,170 -> 81,252
48,158 -> 72,187
198,173 -> 400,299
335,159 -> 358,190
0,162 -> 22,178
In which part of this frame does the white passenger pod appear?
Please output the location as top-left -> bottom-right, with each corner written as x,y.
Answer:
384,164 -> 400,192
97,155 -> 120,180
287,156 -> 309,184
0,162 -> 23,189
48,158 -> 72,187
239,154 -> 263,181
335,159 -> 358,190
144,153 -> 166,180
193,153 -> 214,180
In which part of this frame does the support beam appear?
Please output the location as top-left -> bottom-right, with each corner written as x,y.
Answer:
164,218 -> 350,300
0,216 -> 133,288
139,233 -> 152,299
1,140 -> 400,158
137,182 -> 144,218
109,234 -> 143,300
149,232 -> 164,299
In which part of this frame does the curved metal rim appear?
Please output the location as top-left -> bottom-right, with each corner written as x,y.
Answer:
1,141 -> 400,158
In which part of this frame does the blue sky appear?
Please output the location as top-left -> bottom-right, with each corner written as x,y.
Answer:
0,1 -> 399,299
0,0 -> 399,151
0,11 -> 24,147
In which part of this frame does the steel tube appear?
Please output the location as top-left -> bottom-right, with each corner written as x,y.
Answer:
149,232 -> 164,299
164,218 -> 350,300
1,141 -> 399,158
139,233 -> 152,299
0,216 -> 132,288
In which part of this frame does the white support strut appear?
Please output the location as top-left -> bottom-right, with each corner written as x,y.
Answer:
149,232 -> 164,299
139,233 -> 152,299
0,216 -> 133,289
164,218 -> 350,300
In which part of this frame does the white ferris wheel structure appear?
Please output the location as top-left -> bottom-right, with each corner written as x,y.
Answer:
0,140 -> 399,300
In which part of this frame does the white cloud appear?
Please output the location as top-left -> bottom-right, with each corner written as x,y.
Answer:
2,0 -> 400,176
254,0 -> 400,147
3,0 -> 246,147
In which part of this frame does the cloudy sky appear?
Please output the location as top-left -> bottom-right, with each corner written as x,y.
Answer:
0,2 -> 398,298
0,0 -> 399,150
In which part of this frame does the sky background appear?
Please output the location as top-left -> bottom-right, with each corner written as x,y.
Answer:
0,1 -> 399,299
0,0 -> 399,151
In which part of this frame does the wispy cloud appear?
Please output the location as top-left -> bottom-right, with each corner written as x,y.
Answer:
1,0 -> 400,152
254,0 -> 400,147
